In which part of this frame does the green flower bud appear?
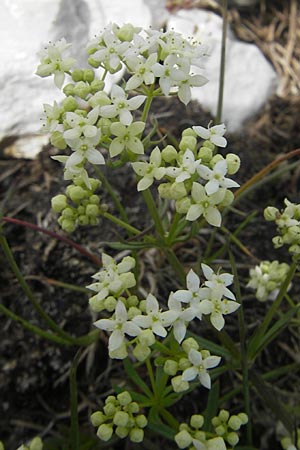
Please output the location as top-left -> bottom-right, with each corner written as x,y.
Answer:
218,410 -> 230,423
88,57 -> 101,68
63,83 -> 75,96
226,432 -> 239,446
215,425 -> 226,436
220,190 -> 234,207
179,423 -> 189,431
203,140 -> 215,150
128,402 -> 139,414
117,391 -> 132,406
29,437 -> 43,450
198,146 -> 213,162
182,127 -> 197,138
211,416 -> 221,427
103,402 -> 117,417
62,96 -> 78,112
115,426 -> 129,438
182,337 -> 199,353
228,415 -> 242,430
98,117 -> 112,135
135,414 -> 148,428
50,131 -> 67,150
78,215 -> 89,226
178,357 -> 190,370
138,329 -> 155,346
194,430 -> 206,441
127,295 -> 139,307
175,430 -> 193,449
208,437 -> 227,449
109,343 -> 128,359
89,91 -> 111,108
179,136 -> 197,152
113,411 -> 129,427
0,442 -> 4,450
86,204 -> 100,217
51,194 -> 68,212
103,296 -> 117,312
116,23 -> 136,41
226,153 -> 241,175
190,415 -> 204,430
264,206 -> 278,221
105,395 -> 116,404
170,182 -> 187,200
97,423 -> 113,441
67,185 -> 86,202
89,295 -> 105,312
175,197 -> 191,214
158,183 -> 173,199
129,428 -> 144,443
127,306 -> 140,319
171,375 -> 189,393
272,235 -> 284,248
89,194 -> 100,205
139,300 -> 147,313
164,359 -> 178,376
90,79 -> 105,94
74,81 -> 90,99
90,411 -> 106,426
83,69 -> 95,83
210,154 -> 224,168
60,218 -> 76,233
71,69 -> 84,82
161,145 -> 178,162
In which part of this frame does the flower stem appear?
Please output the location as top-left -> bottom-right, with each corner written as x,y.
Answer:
216,0 -> 228,124
101,211 -> 141,235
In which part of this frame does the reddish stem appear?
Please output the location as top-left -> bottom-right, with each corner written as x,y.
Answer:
2,216 -> 102,266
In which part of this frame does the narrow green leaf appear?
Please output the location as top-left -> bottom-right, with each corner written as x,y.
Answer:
203,380 -> 220,432
123,358 -> 153,399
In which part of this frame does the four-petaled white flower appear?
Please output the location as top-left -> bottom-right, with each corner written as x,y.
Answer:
89,28 -> 130,72
132,146 -> 165,191
63,107 -> 100,147
193,124 -> 227,148
201,263 -> 236,301
166,149 -> 201,183
172,269 -> 205,321
100,85 -> 146,126
109,121 -> 145,157
133,293 -> 177,337
186,182 -> 226,227
125,54 -> 157,90
36,38 -> 76,88
94,300 -> 141,352
198,159 -> 239,195
182,348 -> 221,389
199,296 -> 240,331
167,294 -> 195,343
152,54 -> 187,97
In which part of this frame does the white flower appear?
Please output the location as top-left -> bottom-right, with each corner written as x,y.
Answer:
100,85 -> 146,126
201,263 -> 236,301
109,121 -> 145,157
152,54 -> 186,97
132,146 -> 165,191
199,296 -> 240,331
63,107 -> 100,147
133,293 -> 177,337
94,300 -> 141,352
88,27 -> 129,72
198,159 -> 239,195
166,149 -> 201,183
36,38 -> 76,88
182,348 -> 221,389
193,124 -> 227,148
186,182 -> 226,227
42,101 -> 63,132
167,294 -> 194,343
125,53 -> 157,90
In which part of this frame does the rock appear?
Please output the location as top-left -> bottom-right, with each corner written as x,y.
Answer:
168,9 -> 278,132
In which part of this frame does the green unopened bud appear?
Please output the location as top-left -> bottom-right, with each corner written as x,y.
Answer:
203,140 -> 215,150
190,415 -> 204,430
264,206 -> 278,221
117,23 -> 137,41
226,153 -> 241,174
86,204 -> 100,217
170,182 -> 187,200
51,194 -> 67,212
226,432 -> 239,447
50,131 -> 67,150
208,437 -> 227,450
103,296 -> 117,312
71,69 -> 84,82
128,402 -> 139,414
182,337 -> 199,353
220,190 -> 234,207
175,430 -> 193,449
164,359 -> 178,376
129,428 -> 144,443
89,295 -> 105,312
60,218 -> 76,233
97,423 -> 113,441
178,357 -> 190,370
138,299 -> 147,313
89,194 -> 100,205
237,413 -> 248,425
161,145 -> 178,162
88,57 -> 101,68
63,83 -> 75,96
62,96 -> 78,112
74,81 -> 90,99
272,235 -> 284,248
90,79 -> 105,94
127,295 -> 139,307
103,402 -> 117,417
210,154 -> 224,168
127,306 -> 140,319
171,375 -> 189,393
179,136 -> 197,152
117,391 -> 132,406
158,183 -> 173,199
218,410 -> 230,423
91,411 -> 106,426
89,91 -> 111,108
215,425 -> 226,436
29,437 -> 43,450
175,197 -> 191,214
109,343 -> 128,359
113,411 -> 129,427
97,117 -> 111,135
78,215 -> 89,226
182,127 -> 197,138
228,415 -> 242,430
198,146 -> 213,162
83,69 -> 95,83
67,185 -> 86,202
0,442 -> 4,450
115,426 -> 129,438
138,329 -> 155,346
135,414 -> 147,428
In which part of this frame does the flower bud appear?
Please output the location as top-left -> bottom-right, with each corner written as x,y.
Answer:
128,401 -> 139,414
127,295 -> 139,307
264,206 -> 278,221
237,412 -> 248,425
220,190 -> 234,207
138,329 -> 155,346
129,428 -> 144,443
178,357 -> 190,370
190,414 -> 204,429
60,218 -> 76,233
98,117 -> 111,135
103,402 -> 117,417
113,411 -> 129,427
163,359 -> 178,376
89,91 -> 111,108
116,23 -> 136,41
161,145 -> 178,162
171,375 -> 189,393
158,183 -> 173,199
207,437 -> 227,450
174,430 -> 193,449
215,425 -> 226,436
175,198 -> 191,214
182,127 -> 197,138
210,154 -> 224,168
67,185 -> 86,202
97,423 -> 113,441
228,415 -> 242,430
50,131 -> 67,150
83,69 -> 95,83
179,136 -> 197,152
272,236 -> 284,248
133,344 -> 151,362
198,146 -> 212,162
127,306 -> 140,319
51,194 -> 68,212
115,426 -> 129,438
170,182 -> 187,200
71,69 -> 84,82
135,414 -> 148,428
117,391 -> 132,406
89,295 -> 105,312
226,153 -> 240,175
74,81 -> 90,99
29,437 -> 43,450
63,83 -> 75,96
90,411 -> 106,426
218,409 -> 230,423
182,337 -> 199,353
109,343 -> 128,360
62,96 -> 78,112
90,79 -> 105,94
226,432 -> 239,446
78,215 -> 89,226
86,204 -> 100,217
202,140 -> 215,150
88,57 -> 101,68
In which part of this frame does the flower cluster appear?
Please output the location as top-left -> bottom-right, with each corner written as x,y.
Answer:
51,176 -> 104,232
247,260 -> 290,302
133,126 -> 240,227
175,410 -> 248,450
264,199 -> 300,256
90,391 -> 147,443
163,337 -> 221,393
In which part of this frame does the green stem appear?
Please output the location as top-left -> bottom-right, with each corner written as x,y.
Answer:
102,211 -> 141,235
0,231 -> 77,344
141,85 -> 155,123
216,0 -> 228,124
146,358 -> 157,397
70,349 -> 82,450
142,189 -> 165,237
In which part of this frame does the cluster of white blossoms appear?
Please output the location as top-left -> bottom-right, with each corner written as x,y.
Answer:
247,260 -> 290,302
174,410 -> 248,450
264,199 -> 300,256
133,126 -> 240,227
